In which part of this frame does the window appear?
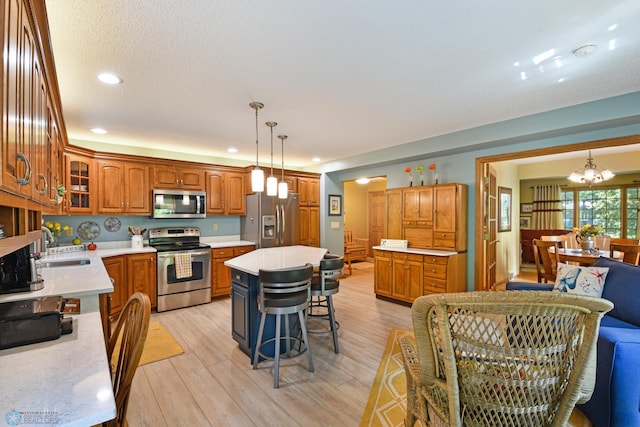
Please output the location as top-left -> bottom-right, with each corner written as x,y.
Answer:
561,186 -> 640,238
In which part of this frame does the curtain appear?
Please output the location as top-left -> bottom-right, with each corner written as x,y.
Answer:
531,185 -> 563,229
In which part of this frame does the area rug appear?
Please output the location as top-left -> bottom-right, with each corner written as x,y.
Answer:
360,329 -> 593,427
111,321 -> 184,367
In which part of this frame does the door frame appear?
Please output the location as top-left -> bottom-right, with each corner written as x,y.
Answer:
474,133 -> 640,291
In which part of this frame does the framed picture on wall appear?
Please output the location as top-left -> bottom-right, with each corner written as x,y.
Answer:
521,203 -> 533,214
328,194 -> 342,216
520,216 -> 531,229
498,186 -> 512,232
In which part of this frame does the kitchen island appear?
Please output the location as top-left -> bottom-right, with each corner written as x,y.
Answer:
224,245 -> 327,359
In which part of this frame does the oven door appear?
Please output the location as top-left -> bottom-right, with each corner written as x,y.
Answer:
157,249 -> 211,296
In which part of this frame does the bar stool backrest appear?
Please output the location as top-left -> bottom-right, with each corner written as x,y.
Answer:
258,263 -> 314,309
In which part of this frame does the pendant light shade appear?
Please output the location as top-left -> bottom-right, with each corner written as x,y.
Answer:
277,134 -> 288,199
265,121 -> 278,196
249,102 -> 264,192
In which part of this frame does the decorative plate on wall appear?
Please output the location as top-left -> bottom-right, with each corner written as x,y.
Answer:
77,220 -> 101,241
104,217 -> 122,232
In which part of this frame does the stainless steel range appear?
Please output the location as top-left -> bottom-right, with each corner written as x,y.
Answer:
149,227 -> 211,312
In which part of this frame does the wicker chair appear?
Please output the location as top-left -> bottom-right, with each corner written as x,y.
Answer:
399,291 -> 612,427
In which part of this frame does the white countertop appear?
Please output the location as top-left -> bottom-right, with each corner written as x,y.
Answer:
224,245 -> 327,275
373,245 -> 459,256
0,312 -> 116,426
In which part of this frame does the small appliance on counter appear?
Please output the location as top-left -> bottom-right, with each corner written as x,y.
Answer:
0,296 -> 72,350
0,245 -> 44,294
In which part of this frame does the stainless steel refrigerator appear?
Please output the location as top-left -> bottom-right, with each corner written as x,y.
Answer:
241,193 -> 300,248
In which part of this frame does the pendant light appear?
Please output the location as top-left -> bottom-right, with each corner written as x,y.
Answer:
277,134 -> 288,199
265,121 -> 278,196
249,102 -> 264,192
567,150 -> 614,187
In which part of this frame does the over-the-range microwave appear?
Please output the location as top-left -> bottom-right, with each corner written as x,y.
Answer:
152,189 -> 206,219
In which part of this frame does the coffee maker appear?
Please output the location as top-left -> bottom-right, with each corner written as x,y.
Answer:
0,245 -> 44,294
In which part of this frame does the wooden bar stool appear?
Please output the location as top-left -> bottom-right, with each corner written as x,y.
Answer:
253,263 -> 314,388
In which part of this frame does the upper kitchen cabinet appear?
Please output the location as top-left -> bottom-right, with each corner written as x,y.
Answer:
298,176 -> 320,206
206,170 -> 246,215
64,152 -> 95,214
153,165 -> 205,191
97,160 -> 150,214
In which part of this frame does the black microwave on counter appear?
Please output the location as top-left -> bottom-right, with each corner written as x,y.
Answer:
152,189 -> 206,219
0,245 -> 43,294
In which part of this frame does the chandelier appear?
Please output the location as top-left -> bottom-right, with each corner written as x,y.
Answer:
567,150 -> 614,187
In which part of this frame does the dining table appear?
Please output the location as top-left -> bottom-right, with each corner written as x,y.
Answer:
556,248 -> 619,266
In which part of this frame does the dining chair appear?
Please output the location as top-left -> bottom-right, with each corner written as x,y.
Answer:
104,292 -> 151,427
609,237 -> 640,245
344,228 -> 367,275
532,239 -> 561,283
399,291 -> 613,427
609,243 -> 640,265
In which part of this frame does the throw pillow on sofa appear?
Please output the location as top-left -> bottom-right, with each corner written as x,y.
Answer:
554,262 -> 609,297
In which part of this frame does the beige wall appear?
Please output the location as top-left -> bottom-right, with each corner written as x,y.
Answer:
344,180 -> 386,240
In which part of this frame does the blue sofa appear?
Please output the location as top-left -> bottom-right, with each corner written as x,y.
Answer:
507,257 -> 640,427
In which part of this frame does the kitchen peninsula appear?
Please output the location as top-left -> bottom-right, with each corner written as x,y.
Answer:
224,245 -> 327,359
0,251 -> 116,426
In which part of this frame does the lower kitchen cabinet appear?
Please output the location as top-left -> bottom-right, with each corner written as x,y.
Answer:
374,248 -> 467,304
211,245 -> 254,297
101,253 -> 157,321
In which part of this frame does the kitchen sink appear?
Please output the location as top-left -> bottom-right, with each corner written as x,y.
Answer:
39,258 -> 91,268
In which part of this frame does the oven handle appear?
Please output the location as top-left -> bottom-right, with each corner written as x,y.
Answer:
157,250 -> 211,259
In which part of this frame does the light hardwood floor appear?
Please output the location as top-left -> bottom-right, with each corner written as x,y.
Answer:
126,264 -> 412,426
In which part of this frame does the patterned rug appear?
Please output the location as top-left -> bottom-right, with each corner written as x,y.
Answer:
360,329 -> 593,427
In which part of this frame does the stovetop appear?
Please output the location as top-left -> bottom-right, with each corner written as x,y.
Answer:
148,227 -> 207,252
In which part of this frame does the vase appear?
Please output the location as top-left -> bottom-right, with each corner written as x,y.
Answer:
580,236 -> 594,252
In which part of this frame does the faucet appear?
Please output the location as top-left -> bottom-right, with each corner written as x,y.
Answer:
41,226 -> 54,249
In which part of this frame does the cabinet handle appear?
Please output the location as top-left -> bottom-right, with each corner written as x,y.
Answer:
37,173 -> 48,195
16,152 -> 32,185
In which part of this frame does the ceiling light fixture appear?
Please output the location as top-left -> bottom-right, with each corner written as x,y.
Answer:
97,72 -> 123,85
568,150 -> 614,187
277,134 -> 288,199
572,44 -> 597,58
265,121 -> 278,196
355,178 -> 370,184
249,102 -> 265,192
91,127 -> 108,134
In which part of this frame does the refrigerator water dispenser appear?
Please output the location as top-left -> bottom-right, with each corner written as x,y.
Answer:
262,215 -> 276,239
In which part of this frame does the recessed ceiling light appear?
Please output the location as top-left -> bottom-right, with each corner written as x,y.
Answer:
355,178 -> 370,184
227,147 -> 238,153
312,157 -> 321,162
608,23 -> 618,32
97,72 -> 123,85
91,127 -> 108,134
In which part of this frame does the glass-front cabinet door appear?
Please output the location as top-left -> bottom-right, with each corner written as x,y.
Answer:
64,153 -> 94,214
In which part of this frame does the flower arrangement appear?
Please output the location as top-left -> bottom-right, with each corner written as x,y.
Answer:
574,224 -> 604,238
416,165 -> 424,185
57,184 -> 67,196
429,163 -> 438,184
405,167 -> 413,186
44,221 -> 70,237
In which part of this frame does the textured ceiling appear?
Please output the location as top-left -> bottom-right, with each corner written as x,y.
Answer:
45,0 -> 640,169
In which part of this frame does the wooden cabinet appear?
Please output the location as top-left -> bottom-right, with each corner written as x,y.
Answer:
153,165 -> 205,190
385,183 -> 467,252
300,206 -> 320,247
385,189 -> 403,240
206,170 -> 246,215
97,160 -> 150,214
298,176 -> 320,206
374,249 -> 467,303
63,153 -> 95,214
102,253 -> 157,320
211,245 -> 254,297
373,250 -> 393,297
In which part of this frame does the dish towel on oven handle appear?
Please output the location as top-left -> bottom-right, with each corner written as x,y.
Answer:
174,252 -> 193,279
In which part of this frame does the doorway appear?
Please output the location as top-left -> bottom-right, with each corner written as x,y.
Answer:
474,134 -> 640,291
343,178 -> 387,258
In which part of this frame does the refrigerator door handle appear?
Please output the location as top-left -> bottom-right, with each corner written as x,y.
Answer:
276,203 -> 281,245
280,204 -> 286,245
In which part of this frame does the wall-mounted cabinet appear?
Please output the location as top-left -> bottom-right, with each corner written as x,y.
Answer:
153,166 -> 205,191
97,160 -> 150,214
206,171 -> 246,215
63,153 -> 94,214
298,176 -> 320,206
